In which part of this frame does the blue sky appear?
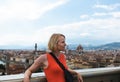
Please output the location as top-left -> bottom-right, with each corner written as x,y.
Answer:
0,0 -> 120,48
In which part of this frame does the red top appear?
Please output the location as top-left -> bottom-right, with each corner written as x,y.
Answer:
44,53 -> 68,82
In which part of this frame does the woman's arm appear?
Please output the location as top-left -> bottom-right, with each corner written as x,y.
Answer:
24,69 -> 32,82
23,54 -> 47,82
64,54 -> 83,82
68,68 -> 83,82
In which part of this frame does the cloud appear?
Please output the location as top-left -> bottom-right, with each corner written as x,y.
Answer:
0,0 -> 68,22
94,3 -> 120,11
0,34 -> 27,45
32,16 -> 120,44
91,11 -> 120,18
93,12 -> 108,16
0,0 -> 69,46
0,0 -> 120,46
0,15 -> 120,46
110,11 -> 120,18
80,33 -> 90,37
80,14 -> 89,19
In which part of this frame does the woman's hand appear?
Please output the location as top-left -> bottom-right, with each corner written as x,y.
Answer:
68,68 -> 83,82
77,73 -> 83,82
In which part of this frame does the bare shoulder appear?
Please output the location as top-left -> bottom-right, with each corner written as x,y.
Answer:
34,54 -> 47,64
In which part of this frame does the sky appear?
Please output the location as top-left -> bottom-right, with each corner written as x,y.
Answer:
0,0 -> 120,49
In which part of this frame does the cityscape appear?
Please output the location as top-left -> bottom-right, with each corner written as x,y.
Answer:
0,43 -> 120,76
0,0 -> 120,82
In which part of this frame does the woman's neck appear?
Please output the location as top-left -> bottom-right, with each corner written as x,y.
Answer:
52,51 -> 60,57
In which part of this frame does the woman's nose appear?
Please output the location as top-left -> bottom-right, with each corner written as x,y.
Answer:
65,43 -> 67,46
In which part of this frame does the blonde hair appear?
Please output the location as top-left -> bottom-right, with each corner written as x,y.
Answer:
48,33 -> 65,52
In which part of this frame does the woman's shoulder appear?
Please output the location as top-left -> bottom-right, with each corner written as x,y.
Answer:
39,53 -> 48,59
35,53 -> 47,62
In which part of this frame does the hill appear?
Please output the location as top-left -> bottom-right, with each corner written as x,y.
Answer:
93,42 -> 120,50
67,42 -> 120,50
0,42 -> 120,50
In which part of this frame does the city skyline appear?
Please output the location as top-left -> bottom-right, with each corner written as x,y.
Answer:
0,0 -> 120,49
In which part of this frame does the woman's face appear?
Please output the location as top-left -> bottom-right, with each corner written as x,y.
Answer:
57,36 -> 66,51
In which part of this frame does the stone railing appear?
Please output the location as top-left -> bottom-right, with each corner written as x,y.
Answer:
0,67 -> 120,82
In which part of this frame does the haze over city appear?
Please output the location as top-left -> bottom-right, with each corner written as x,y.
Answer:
0,0 -> 120,49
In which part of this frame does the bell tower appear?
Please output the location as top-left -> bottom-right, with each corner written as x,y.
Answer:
35,43 -> 38,56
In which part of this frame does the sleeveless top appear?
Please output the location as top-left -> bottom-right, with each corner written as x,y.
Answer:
44,53 -> 68,82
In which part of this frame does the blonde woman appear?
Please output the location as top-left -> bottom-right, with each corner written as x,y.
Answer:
24,33 -> 83,82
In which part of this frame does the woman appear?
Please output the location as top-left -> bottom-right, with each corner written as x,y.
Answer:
24,33 -> 83,82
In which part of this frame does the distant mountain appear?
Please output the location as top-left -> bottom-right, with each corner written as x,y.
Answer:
92,42 -> 120,50
0,42 -> 120,50
67,42 -> 120,50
